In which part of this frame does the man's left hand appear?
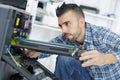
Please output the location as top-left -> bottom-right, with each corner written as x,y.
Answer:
79,50 -> 117,67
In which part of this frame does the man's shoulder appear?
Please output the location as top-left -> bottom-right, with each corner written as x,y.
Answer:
86,22 -> 110,33
50,34 -> 67,43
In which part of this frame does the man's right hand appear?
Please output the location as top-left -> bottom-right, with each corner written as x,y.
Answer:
22,48 -> 39,58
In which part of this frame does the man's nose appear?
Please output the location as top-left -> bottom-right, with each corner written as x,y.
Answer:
61,26 -> 67,33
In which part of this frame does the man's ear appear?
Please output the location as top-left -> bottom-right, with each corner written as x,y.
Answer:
79,18 -> 85,24
79,18 -> 85,27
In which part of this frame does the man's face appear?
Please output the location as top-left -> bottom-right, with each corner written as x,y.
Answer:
58,11 -> 82,42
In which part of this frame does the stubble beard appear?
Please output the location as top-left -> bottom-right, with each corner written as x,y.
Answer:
65,30 -> 81,43
64,33 -> 78,43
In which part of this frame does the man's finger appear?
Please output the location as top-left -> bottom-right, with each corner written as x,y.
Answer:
81,58 -> 95,67
79,53 -> 94,61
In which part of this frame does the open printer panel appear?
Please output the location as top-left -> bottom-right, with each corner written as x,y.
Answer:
0,4 -> 57,80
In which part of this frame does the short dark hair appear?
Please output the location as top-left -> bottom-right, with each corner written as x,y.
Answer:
56,2 -> 84,18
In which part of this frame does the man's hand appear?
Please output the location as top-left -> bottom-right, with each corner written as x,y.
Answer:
22,48 -> 39,58
79,50 -> 117,67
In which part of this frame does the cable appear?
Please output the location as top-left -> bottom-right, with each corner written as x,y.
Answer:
7,47 -> 21,67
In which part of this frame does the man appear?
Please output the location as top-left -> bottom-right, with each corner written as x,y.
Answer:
25,2 -> 120,80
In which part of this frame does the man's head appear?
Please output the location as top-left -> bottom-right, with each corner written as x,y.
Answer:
56,2 -> 84,18
56,2 -> 85,43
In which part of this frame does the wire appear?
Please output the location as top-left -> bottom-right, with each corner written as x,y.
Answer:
7,47 -> 21,67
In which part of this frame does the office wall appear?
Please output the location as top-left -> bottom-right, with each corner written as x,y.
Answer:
30,0 -> 120,41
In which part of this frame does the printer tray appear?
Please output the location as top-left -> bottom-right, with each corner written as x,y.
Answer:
14,38 -> 85,58
2,54 -> 58,80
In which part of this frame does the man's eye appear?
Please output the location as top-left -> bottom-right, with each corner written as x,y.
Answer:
58,21 -> 71,28
64,21 -> 70,26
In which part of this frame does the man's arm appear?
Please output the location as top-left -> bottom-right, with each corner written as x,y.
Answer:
79,27 -> 120,67
79,50 -> 117,67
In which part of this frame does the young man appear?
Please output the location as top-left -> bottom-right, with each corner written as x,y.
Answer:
25,3 -> 120,80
